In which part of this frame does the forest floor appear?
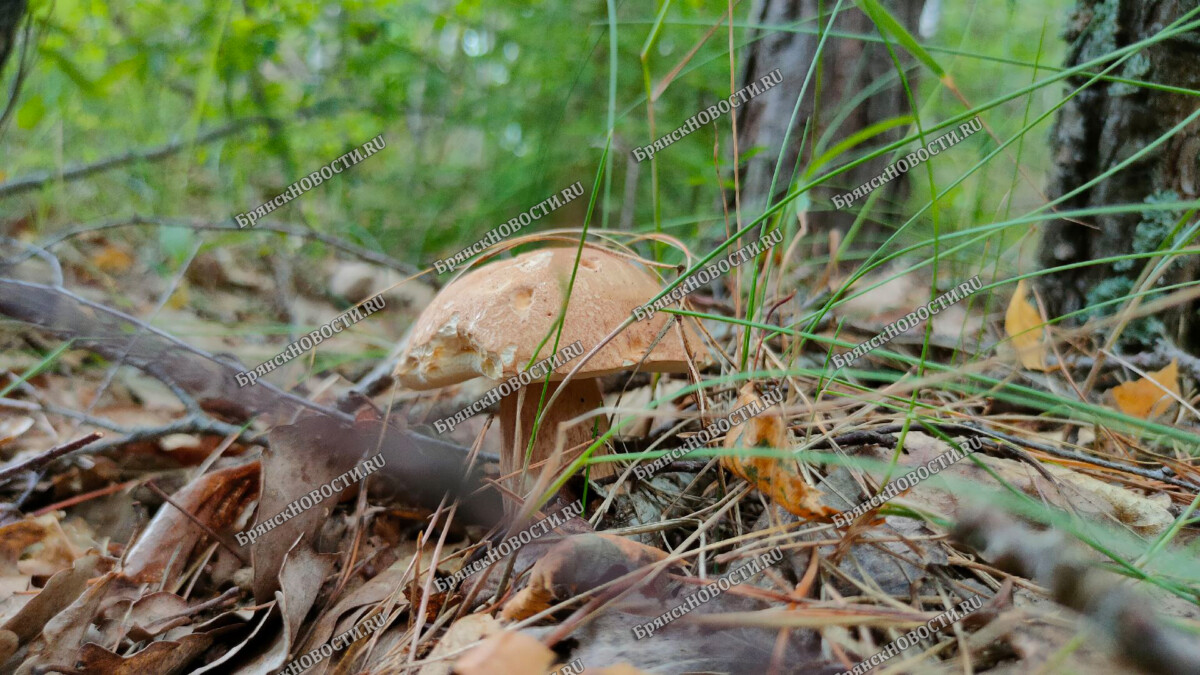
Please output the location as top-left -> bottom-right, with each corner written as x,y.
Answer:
1,233 -> 1199,675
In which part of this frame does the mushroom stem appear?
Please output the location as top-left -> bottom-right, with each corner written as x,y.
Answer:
499,378 -> 614,502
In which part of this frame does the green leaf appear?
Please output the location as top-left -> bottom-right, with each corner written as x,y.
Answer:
40,48 -> 101,96
159,226 -> 195,267
858,0 -> 946,78
96,55 -> 145,93
16,94 -> 46,130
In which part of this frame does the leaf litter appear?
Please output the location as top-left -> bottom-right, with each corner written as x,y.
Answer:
0,241 -> 1198,675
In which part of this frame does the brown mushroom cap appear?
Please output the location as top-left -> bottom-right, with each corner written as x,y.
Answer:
396,246 -> 701,389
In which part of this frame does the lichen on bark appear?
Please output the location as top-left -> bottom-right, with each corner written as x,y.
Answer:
1038,0 -> 1200,353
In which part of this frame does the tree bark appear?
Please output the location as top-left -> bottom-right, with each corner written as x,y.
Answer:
1038,0 -> 1200,352
0,0 -> 25,76
736,0 -> 925,238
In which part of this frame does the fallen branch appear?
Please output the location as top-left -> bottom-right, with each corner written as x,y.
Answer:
0,277 -> 346,423
81,415 -> 266,455
23,215 -> 419,277
0,279 -> 503,524
1054,340 -> 1200,384
0,431 -> 102,484
829,421 -> 1200,493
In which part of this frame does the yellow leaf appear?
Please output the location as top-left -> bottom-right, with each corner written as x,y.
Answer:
721,384 -> 832,519
1004,279 -> 1050,371
1111,360 -> 1180,419
92,244 -> 133,274
166,283 -> 190,310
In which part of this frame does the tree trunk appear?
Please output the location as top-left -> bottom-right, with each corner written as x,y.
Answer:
0,0 -> 25,76
736,0 -> 925,239
1037,0 -> 1200,352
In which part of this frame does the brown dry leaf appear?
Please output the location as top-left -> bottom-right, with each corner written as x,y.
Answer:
111,592 -> 191,641
93,244 -> 133,274
454,630 -> 556,675
0,515 -> 82,577
528,583 -> 835,672
122,462 -> 259,587
721,384 -> 831,519
253,416 -> 376,603
0,416 -> 34,447
501,533 -> 672,622
190,607 -> 276,675
0,576 -> 29,612
15,571 -> 117,674
1004,279 -> 1050,371
1110,359 -> 1180,419
77,633 -> 213,674
837,272 -> 919,319
294,552 -> 415,674
1042,463 -> 1175,535
235,544 -> 340,675
1,552 -> 110,645
417,613 -> 502,675
278,545 -> 338,646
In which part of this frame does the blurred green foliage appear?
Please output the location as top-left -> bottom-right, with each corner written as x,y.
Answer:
2,0 -> 1070,271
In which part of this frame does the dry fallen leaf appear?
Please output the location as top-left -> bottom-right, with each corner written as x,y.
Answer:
417,613 -> 503,675
295,550 -> 417,674
721,384 -> 832,519
77,633 -> 214,674
92,244 -> 133,274
0,515 -> 82,578
1,552 -> 111,647
0,630 -> 16,665
1110,359 -> 1180,419
106,592 -> 191,641
254,416 -> 378,603
122,462 -> 259,587
454,630 -> 556,675
1004,279 -> 1050,371
1043,463 -> 1175,536
0,416 -> 34,447
501,533 -> 672,622
15,570 -> 119,673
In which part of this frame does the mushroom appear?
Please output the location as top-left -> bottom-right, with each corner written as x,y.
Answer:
395,246 -> 700,502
